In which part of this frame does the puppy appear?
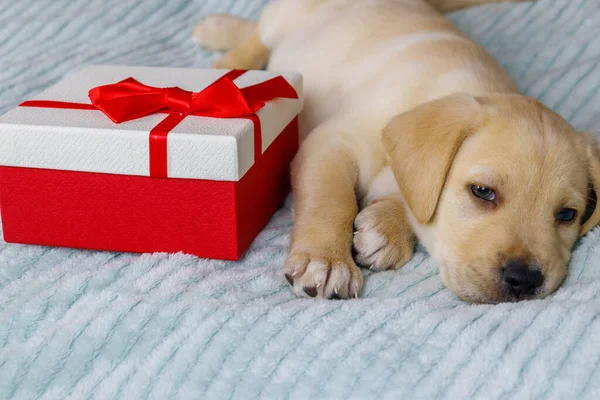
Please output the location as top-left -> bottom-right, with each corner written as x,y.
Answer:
195,0 -> 600,303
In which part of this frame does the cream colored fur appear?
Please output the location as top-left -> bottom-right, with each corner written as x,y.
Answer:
194,0 -> 600,302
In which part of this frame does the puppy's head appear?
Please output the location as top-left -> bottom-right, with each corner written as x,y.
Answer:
383,94 -> 600,303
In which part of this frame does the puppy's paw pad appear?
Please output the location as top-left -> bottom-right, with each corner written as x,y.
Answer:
284,253 -> 364,299
353,204 -> 414,272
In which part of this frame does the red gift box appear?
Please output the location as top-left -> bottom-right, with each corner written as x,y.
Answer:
0,66 -> 303,260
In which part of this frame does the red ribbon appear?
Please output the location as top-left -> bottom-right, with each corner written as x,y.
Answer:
19,70 -> 299,178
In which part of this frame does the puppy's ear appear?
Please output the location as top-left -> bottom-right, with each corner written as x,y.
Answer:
579,132 -> 600,236
382,94 -> 482,224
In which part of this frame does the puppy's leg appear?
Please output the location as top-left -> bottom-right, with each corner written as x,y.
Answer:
199,0 -> 332,70
212,33 -> 271,70
193,15 -> 257,51
353,167 -> 415,271
353,194 -> 415,272
193,14 -> 267,69
284,125 -> 367,299
427,0 -> 530,13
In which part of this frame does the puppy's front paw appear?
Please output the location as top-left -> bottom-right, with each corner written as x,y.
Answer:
284,252 -> 363,299
353,197 -> 415,272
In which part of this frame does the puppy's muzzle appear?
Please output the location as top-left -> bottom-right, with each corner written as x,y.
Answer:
502,260 -> 544,299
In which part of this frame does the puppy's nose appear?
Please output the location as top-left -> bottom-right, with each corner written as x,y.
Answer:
502,261 -> 544,297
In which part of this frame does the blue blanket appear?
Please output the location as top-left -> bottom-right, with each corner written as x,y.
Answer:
1,0 -> 600,399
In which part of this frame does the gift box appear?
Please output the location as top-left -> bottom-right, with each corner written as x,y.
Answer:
0,66 -> 303,260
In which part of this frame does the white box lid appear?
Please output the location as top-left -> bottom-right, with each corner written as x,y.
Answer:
0,65 -> 303,181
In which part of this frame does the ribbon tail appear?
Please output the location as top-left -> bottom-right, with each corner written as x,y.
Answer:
240,76 -> 299,111
19,100 -> 98,111
243,114 -> 262,162
149,113 -> 186,177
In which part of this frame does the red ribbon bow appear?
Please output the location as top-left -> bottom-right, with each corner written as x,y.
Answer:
20,69 -> 299,178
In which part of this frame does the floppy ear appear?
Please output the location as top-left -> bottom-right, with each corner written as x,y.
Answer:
579,132 -> 600,236
382,94 -> 482,224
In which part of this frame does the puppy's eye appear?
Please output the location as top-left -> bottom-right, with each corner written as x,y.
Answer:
471,185 -> 496,202
556,208 -> 577,223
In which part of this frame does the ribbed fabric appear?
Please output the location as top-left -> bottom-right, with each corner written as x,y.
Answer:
1,0 -> 600,399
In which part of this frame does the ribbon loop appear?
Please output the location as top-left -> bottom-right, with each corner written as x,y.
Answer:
88,73 -> 299,123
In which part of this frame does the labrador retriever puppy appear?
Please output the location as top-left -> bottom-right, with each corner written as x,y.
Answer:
194,0 -> 600,303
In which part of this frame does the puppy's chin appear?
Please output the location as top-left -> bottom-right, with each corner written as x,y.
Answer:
437,265 -> 501,304
451,288 -> 525,305
440,271 -> 509,304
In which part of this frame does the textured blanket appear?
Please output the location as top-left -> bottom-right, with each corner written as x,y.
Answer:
1,0 -> 600,399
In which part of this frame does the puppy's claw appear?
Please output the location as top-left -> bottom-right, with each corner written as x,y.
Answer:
284,273 -> 294,286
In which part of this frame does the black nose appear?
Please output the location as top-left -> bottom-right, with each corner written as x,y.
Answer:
502,261 -> 544,297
